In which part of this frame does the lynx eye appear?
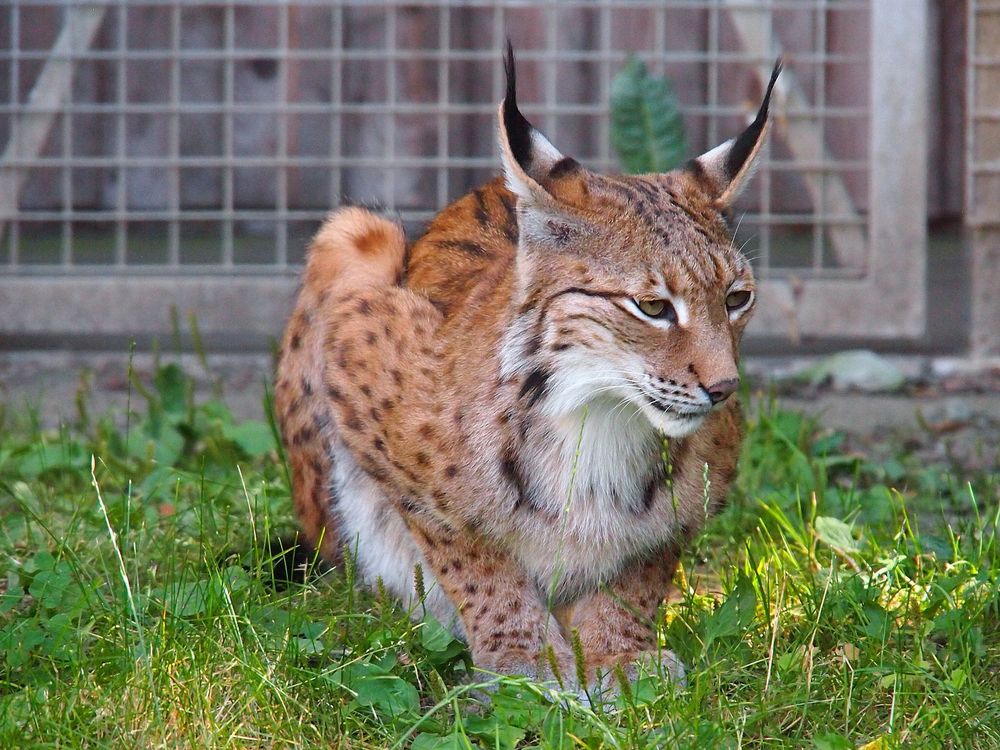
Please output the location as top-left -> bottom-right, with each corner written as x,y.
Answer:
634,298 -> 678,323
725,289 -> 753,312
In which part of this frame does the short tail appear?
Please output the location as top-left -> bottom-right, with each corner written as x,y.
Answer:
303,207 -> 406,299
274,207 -> 405,565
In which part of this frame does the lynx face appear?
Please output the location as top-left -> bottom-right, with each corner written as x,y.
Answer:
499,57 -> 774,437
504,170 -> 756,438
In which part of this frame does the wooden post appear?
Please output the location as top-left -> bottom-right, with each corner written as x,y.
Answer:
868,0 -> 928,338
967,1 -> 1000,358
0,6 -> 107,243
723,0 -> 868,271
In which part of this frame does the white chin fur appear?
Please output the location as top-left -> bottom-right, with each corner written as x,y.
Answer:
636,400 -> 707,438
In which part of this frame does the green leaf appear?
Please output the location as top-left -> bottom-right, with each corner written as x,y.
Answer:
38,612 -> 77,662
411,733 -> 475,750
221,565 -> 252,594
464,715 -> 525,750
28,566 -> 71,611
490,683 -> 548,728
419,616 -> 467,666
16,441 -> 88,478
222,420 -> 275,458
814,734 -> 853,750
811,431 -> 845,455
420,616 -> 456,652
354,673 -> 420,717
137,466 -> 176,502
703,572 -> 756,652
293,636 -> 326,656
151,567 -> 252,619
814,516 -> 862,553
154,363 -> 189,416
23,551 -> 56,575
542,709 -> 578,750
0,573 -> 22,615
776,648 -> 802,673
156,580 -> 210,618
861,603 -> 891,640
0,622 -> 45,669
291,618 -> 327,655
915,533 -> 953,561
610,56 -> 688,174
153,424 -> 185,467
627,675 -> 661,706
947,667 -> 968,691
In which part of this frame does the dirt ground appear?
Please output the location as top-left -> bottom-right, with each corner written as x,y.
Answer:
758,360 -> 1000,478
1,351 -> 998,477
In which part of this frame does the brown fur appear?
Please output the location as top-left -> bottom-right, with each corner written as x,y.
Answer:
275,57 -> 776,697
274,209 -> 406,563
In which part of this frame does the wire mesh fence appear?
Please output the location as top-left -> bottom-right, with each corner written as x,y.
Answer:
2,0 -> 872,282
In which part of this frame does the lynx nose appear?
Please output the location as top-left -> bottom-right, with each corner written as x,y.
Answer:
706,377 -> 740,404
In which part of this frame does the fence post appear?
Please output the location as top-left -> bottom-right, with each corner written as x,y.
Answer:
868,0 -> 928,338
966,0 -> 1000,358
0,6 -> 107,245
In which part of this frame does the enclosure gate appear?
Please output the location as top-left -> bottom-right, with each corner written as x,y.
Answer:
0,1 -> 927,349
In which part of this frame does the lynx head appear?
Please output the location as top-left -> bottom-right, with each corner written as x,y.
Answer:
499,44 -> 780,437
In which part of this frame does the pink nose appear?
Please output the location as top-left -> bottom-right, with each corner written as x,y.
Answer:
706,377 -> 739,404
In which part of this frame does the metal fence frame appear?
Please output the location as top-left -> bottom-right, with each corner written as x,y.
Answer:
0,0 -> 928,346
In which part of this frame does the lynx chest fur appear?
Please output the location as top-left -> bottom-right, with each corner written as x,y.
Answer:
275,48 -> 780,691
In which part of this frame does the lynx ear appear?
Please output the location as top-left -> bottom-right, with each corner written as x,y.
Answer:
686,59 -> 782,209
497,41 -> 579,204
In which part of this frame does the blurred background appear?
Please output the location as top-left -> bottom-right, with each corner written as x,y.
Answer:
0,1 -> 997,425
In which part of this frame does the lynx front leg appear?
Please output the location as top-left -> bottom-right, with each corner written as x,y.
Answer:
408,520 -> 574,682
568,545 -> 686,689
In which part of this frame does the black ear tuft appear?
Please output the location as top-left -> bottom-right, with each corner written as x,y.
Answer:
724,57 -> 782,181
504,39 -> 534,171
498,41 -> 570,202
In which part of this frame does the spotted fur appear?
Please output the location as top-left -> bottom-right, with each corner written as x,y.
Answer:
276,48 -> 779,694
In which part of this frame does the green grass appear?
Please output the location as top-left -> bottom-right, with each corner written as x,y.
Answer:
1,358 -> 998,749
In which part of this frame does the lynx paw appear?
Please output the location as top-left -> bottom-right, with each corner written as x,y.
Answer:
472,646 -> 574,691
583,649 -> 687,707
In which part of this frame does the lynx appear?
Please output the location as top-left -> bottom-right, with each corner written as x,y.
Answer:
275,47 -> 780,694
